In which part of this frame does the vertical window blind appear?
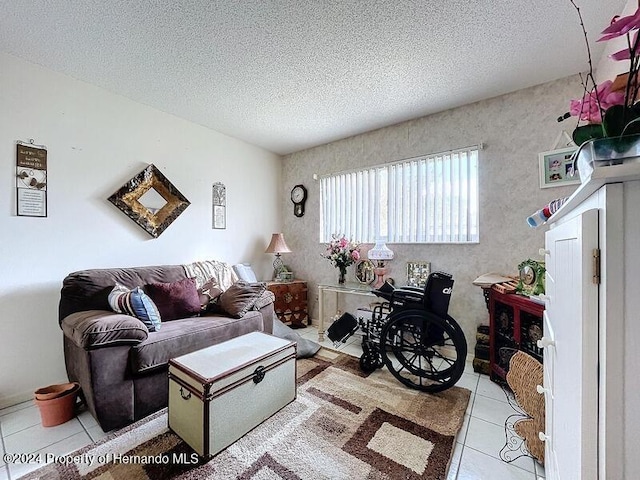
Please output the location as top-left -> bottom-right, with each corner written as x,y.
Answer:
320,146 -> 479,244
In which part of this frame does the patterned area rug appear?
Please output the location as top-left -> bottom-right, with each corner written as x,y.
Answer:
25,349 -> 470,480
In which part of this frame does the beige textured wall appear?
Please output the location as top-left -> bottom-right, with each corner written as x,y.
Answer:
281,75 -> 583,350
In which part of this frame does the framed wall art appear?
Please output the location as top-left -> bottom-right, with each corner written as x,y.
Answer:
16,140 -> 47,217
538,147 -> 579,188
212,182 -> 226,229
108,164 -> 190,238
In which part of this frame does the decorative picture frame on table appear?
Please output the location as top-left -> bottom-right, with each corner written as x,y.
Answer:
354,259 -> 375,285
516,259 -> 546,296
538,146 -> 580,188
406,261 -> 431,288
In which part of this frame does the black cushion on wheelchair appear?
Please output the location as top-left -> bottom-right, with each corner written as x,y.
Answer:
423,272 -> 454,317
327,312 -> 358,343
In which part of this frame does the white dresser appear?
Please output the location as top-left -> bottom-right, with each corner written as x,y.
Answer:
540,162 -> 640,479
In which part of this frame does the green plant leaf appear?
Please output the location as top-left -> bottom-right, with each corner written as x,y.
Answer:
622,116 -> 640,136
603,105 -> 640,137
603,105 -> 626,137
572,124 -> 606,145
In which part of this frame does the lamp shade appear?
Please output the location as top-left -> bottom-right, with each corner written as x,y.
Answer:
368,240 -> 394,260
265,233 -> 292,254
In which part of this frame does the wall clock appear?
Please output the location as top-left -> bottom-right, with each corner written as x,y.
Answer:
291,184 -> 307,217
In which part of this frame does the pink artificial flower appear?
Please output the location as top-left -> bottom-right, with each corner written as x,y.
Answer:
610,31 -> 639,61
569,80 -> 625,123
598,9 -> 640,42
351,250 -> 360,261
338,237 -> 348,248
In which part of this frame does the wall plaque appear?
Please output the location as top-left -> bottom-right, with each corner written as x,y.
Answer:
212,182 -> 226,229
16,141 -> 47,217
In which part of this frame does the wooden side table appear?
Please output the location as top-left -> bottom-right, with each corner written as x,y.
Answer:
489,289 -> 544,383
266,280 -> 308,328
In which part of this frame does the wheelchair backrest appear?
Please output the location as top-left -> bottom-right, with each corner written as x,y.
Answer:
423,271 -> 454,317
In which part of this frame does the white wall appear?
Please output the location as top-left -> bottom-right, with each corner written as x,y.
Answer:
281,75 -> 583,349
0,53 -> 282,407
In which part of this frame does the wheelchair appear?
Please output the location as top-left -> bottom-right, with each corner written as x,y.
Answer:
328,272 -> 467,393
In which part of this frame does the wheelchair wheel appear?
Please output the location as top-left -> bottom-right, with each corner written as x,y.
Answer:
360,352 -> 380,373
380,309 -> 467,393
359,341 -> 383,373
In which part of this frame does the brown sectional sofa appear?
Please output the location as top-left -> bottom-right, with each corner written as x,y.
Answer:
58,263 -> 274,431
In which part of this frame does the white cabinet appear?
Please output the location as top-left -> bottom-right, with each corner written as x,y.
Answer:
543,209 -> 599,479
541,170 -> 640,480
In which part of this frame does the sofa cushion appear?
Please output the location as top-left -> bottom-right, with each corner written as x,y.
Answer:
145,277 -> 201,321
62,310 -> 149,349
197,280 -> 224,312
130,311 -> 264,373
59,265 -> 187,323
215,281 -> 267,318
108,284 -> 162,332
252,290 -> 275,311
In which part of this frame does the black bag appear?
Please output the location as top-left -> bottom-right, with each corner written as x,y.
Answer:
424,272 -> 454,317
327,312 -> 358,343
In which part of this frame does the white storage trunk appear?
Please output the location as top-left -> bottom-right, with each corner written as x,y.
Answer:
168,332 -> 296,457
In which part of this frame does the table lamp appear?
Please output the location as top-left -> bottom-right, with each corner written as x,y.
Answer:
368,240 -> 394,289
265,233 -> 292,280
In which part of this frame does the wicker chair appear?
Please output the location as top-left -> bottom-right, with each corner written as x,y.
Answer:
505,351 -> 545,463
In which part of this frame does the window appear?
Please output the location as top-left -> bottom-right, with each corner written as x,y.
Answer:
320,146 -> 479,243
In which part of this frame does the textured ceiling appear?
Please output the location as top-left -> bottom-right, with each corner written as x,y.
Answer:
0,1 -> 628,155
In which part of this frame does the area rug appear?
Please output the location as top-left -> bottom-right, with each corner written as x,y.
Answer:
24,349 -> 470,480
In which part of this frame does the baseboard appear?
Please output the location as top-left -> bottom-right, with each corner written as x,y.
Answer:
0,391 -> 34,410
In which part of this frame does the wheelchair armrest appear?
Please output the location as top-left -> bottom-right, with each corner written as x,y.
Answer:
391,288 -> 425,304
371,289 -> 393,301
398,286 -> 423,293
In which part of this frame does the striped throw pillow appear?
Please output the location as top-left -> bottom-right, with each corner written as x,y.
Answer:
108,283 -> 162,332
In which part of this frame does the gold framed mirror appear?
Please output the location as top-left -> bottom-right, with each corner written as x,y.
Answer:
108,164 -> 190,238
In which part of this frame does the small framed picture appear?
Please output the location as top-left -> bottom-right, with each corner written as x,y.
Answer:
406,261 -> 431,288
538,147 -> 580,188
212,182 -> 226,229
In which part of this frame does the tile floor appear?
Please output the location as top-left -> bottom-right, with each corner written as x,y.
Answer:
0,325 -> 544,480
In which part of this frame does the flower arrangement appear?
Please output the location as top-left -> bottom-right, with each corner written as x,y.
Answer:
322,234 -> 360,283
559,1 -> 640,145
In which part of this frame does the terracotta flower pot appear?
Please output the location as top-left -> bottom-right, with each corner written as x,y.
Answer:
34,382 -> 79,401
34,382 -> 80,427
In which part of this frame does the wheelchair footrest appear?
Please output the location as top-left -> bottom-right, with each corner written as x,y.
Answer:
327,312 -> 359,344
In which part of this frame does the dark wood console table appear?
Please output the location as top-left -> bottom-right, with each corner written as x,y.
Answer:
489,289 -> 544,383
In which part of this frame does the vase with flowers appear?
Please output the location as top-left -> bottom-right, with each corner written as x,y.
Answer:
559,1 -> 640,157
322,234 -> 360,284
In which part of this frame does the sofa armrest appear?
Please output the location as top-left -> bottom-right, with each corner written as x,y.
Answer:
252,290 -> 275,311
257,301 -> 275,334
61,310 -> 149,349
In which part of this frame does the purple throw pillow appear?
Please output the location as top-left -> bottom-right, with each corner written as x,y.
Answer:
145,277 -> 201,321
